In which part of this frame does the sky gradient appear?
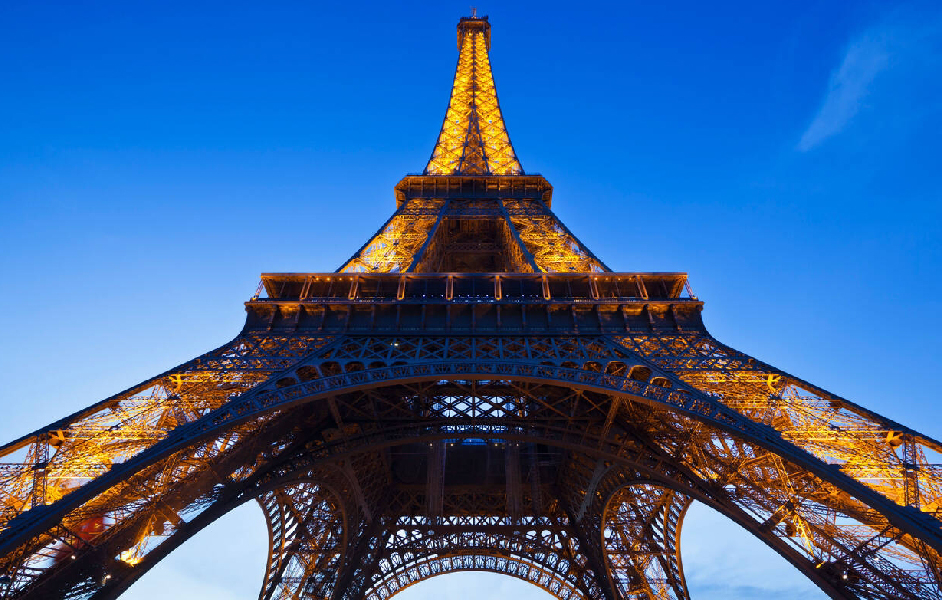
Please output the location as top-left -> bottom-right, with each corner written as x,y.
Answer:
1,1 -> 940,598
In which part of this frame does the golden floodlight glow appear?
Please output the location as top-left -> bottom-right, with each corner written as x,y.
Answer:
337,17 -> 608,274
425,18 -> 522,175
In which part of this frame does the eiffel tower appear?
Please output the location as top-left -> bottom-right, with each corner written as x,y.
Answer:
1,14 -> 940,600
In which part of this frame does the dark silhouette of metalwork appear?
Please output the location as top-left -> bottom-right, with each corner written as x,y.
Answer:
1,15 -> 940,600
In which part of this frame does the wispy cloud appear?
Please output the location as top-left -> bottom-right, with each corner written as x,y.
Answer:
798,32 -> 891,151
798,10 -> 942,152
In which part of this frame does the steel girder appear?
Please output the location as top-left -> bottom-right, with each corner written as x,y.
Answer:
257,480 -> 348,600
337,192 -> 607,274
0,331 -> 331,524
601,484 -> 691,600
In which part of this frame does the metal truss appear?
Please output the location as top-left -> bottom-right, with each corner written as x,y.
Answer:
257,481 -> 346,600
503,199 -> 608,273
424,17 -> 522,176
338,180 -> 605,274
363,512 -> 591,600
339,198 -> 446,273
1,323 -> 939,598
602,483 -> 690,599
619,333 -> 942,519
2,13 -> 940,600
0,333 -> 329,531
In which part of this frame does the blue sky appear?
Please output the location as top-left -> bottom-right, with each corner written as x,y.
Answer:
1,1 -> 940,598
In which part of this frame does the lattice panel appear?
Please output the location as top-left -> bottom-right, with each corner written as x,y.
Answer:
364,513 -> 593,600
616,400 -> 941,599
603,484 -> 690,600
0,414 -> 287,598
339,198 -> 446,273
619,334 -> 942,523
0,334 -> 331,534
258,481 -> 346,600
503,199 -> 607,273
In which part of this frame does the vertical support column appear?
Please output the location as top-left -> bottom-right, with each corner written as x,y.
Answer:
30,436 -> 49,509
603,484 -> 692,600
556,486 -> 619,600
426,441 -> 445,519
258,482 -> 347,600
505,442 -> 522,519
903,435 -> 921,508
331,497 -> 393,600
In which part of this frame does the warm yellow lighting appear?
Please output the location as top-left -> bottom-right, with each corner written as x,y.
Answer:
425,22 -> 522,175
338,198 -> 445,272
118,548 -> 144,567
119,550 -> 144,566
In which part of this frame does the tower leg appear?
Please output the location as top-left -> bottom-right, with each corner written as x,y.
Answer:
258,482 -> 346,600
602,484 -> 691,600
556,478 -> 621,600
329,496 -> 392,600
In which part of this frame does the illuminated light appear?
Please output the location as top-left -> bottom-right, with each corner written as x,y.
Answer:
118,550 -> 143,566
425,20 -> 521,175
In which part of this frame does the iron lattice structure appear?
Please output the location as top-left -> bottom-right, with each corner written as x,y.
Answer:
1,15 -> 941,600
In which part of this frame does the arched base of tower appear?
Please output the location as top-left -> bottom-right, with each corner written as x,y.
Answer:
3,350 -> 940,600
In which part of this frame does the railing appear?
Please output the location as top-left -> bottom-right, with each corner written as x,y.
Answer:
255,272 -> 695,304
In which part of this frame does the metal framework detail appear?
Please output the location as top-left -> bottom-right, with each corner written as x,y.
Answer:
424,17 -> 522,176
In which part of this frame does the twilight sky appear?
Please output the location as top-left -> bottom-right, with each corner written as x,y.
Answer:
1,1 -> 940,599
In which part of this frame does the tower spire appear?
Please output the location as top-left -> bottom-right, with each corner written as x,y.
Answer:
424,16 -> 523,175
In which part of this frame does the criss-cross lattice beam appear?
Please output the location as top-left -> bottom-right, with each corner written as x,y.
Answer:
361,513 -> 595,600
602,484 -> 691,600
4,366 -> 940,599
338,197 -> 447,273
620,333 -> 942,526
502,199 -> 609,273
0,333 -> 330,532
257,481 -> 346,600
556,489 -> 619,600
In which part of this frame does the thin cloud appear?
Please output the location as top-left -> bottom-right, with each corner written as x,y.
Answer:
798,32 -> 891,151
688,582 -> 822,600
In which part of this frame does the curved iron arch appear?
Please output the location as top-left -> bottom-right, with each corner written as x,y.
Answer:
2,366 -> 940,599
48,431 -> 832,600
600,480 -> 692,600
363,524 -> 590,600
